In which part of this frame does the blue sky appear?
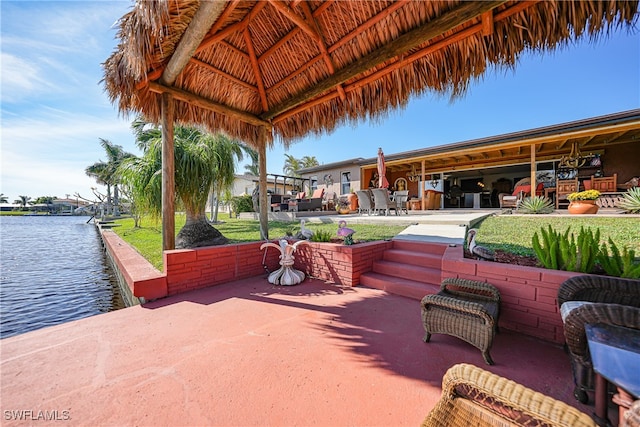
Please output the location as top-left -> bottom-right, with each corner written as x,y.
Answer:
1,1 -> 639,202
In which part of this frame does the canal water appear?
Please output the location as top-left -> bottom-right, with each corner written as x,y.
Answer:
0,215 -> 125,339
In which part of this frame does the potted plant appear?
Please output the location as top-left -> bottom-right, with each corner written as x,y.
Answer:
566,189 -> 601,214
336,197 -> 351,214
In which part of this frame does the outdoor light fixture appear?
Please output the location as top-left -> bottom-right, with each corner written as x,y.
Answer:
406,164 -> 421,182
559,141 -> 591,169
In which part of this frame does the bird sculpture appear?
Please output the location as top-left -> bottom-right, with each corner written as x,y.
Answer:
297,219 -> 314,240
467,228 -> 495,261
337,220 -> 356,245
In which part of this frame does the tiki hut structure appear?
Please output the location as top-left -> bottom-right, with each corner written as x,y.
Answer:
103,0 -> 639,249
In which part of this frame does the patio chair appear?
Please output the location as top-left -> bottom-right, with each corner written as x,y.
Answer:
590,173 -> 617,193
296,188 -> 324,211
322,191 -> 337,211
557,275 -> 640,404
371,188 -> 397,215
421,278 -> 501,365
422,363 -> 595,427
355,190 -> 373,215
556,177 -> 579,209
393,190 -> 408,214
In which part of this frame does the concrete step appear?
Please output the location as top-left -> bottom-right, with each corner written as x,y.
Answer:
372,260 -> 441,285
383,249 -> 441,270
390,240 -> 448,255
359,272 -> 440,300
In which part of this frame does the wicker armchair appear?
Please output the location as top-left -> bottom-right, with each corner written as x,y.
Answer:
562,302 -> 640,404
422,364 -> 595,427
558,275 -> 640,404
421,278 -> 501,365
557,275 -> 640,309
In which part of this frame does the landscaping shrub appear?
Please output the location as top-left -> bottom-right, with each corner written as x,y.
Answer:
532,225 -> 600,273
617,187 -> 640,214
517,196 -> 554,214
230,195 -> 254,214
598,238 -> 640,279
310,230 -> 332,242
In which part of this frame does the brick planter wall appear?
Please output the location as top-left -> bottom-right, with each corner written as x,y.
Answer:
440,245 -> 578,344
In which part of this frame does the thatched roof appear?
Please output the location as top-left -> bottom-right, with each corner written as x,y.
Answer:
103,0 -> 639,149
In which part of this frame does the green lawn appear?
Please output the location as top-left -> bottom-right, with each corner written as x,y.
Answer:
113,215 -> 406,269
113,214 -> 640,270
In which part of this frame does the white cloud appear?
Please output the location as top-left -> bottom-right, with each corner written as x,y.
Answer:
0,52 -> 58,102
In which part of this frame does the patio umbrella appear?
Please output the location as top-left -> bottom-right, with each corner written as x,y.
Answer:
377,148 -> 390,189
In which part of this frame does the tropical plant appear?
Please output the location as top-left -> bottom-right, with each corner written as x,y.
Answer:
243,146 -> 260,176
282,154 -> 319,176
617,187 -> 640,213
598,238 -> 640,279
532,225 -> 600,273
310,229 -> 332,242
230,195 -> 254,215
0,194 -> 8,204
120,119 -> 237,248
14,195 -> 31,210
86,138 -> 134,216
566,190 -> 600,201
517,196 -> 554,214
205,134 -> 244,223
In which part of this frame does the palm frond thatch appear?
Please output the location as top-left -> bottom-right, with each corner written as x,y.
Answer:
103,0 -> 639,148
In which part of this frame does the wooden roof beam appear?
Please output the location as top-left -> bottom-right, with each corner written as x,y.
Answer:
244,28 -> 269,111
269,1 -> 321,43
262,0 -> 508,120
160,0 -> 227,86
298,1 -> 346,101
197,1 -> 267,54
482,11 -> 494,36
191,58 -> 257,91
148,81 -> 271,129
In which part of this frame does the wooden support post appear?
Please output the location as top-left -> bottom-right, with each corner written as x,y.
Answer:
530,144 -> 537,198
258,127 -> 269,241
421,160 -> 426,210
161,92 -> 176,251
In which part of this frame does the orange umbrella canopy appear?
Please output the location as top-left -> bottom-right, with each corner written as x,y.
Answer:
103,0 -> 639,149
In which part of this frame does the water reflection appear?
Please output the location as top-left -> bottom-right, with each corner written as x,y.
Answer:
0,216 -> 125,338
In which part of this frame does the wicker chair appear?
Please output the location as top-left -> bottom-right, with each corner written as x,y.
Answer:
421,278 -> 501,365
558,275 -> 640,404
422,364 -> 595,427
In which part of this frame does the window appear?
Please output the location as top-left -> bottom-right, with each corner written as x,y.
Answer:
341,172 -> 351,195
310,176 -> 318,191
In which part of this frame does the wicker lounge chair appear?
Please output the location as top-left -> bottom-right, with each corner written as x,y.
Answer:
558,275 -> 640,403
422,363 -> 596,427
421,278 -> 501,365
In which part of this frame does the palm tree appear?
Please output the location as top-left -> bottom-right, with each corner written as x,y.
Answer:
283,154 -> 302,176
14,195 -> 31,211
121,119 -> 237,248
205,134 -> 244,223
86,139 -> 133,216
0,193 -> 8,204
243,146 -> 259,176
300,156 -> 319,169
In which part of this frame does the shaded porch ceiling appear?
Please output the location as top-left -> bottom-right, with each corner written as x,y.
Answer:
367,110 -> 640,177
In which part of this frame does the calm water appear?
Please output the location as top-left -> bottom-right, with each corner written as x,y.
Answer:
0,215 -> 125,339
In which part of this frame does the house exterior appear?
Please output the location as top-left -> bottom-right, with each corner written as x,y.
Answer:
297,110 -> 640,209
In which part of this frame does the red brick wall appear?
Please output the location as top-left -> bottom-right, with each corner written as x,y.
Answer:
164,241 -> 281,295
440,245 -> 578,344
293,241 -> 392,286
163,240 -> 392,294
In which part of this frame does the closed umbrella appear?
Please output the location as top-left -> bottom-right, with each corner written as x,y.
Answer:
377,147 -> 389,189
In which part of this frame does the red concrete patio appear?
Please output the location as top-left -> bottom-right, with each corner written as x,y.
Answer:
1,276 -> 611,426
